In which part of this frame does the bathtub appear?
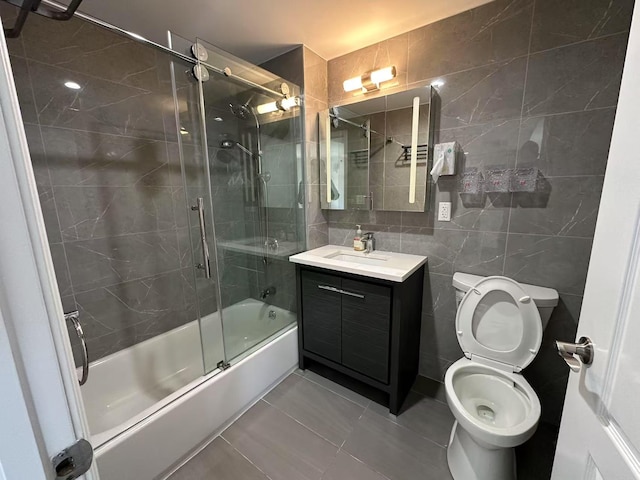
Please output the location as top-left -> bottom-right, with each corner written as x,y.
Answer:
84,299 -> 298,480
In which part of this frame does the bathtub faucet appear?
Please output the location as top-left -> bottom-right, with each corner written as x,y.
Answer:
260,286 -> 276,300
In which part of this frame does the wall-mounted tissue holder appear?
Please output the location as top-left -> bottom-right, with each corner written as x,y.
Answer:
460,167 -> 543,194
431,142 -> 458,183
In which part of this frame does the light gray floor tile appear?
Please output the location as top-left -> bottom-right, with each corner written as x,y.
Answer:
264,374 -> 366,446
343,409 -> 450,480
321,451 -> 389,480
222,400 -> 338,480
168,437 -> 267,480
367,390 -> 455,447
301,369 -> 371,407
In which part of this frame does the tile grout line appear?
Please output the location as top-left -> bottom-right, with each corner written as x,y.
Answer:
260,398 -> 346,449
218,435 -> 276,480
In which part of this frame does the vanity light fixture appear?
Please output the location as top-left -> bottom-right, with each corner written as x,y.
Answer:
256,96 -> 301,114
343,66 -> 397,93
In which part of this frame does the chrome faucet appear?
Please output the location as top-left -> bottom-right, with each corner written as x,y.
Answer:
362,232 -> 375,254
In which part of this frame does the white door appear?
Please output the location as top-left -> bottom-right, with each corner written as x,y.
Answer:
0,24 -> 98,480
552,4 -> 640,479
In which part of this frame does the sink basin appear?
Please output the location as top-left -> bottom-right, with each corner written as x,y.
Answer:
289,245 -> 427,282
325,252 -> 390,266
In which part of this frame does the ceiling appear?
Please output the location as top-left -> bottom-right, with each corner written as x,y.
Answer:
78,0 -> 493,64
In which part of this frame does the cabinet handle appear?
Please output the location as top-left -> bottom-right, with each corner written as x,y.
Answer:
339,289 -> 365,299
318,285 -> 341,294
317,285 -> 365,299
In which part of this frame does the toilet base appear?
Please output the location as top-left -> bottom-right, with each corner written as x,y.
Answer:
447,421 -> 517,480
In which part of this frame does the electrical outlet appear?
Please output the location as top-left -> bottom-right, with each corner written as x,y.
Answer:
438,202 -> 452,221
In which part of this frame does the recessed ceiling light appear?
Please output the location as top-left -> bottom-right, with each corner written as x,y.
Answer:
214,117 -> 223,122
64,81 -> 82,90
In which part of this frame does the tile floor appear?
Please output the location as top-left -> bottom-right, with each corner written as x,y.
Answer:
167,369 -> 557,480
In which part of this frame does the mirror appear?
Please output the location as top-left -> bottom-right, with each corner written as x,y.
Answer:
320,85 -> 437,212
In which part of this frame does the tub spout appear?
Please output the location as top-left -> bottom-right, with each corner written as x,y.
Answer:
260,286 -> 276,299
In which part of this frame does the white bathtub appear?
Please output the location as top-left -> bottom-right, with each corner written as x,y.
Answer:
84,299 -> 298,480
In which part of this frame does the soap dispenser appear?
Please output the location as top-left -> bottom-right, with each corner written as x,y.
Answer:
354,225 -> 364,251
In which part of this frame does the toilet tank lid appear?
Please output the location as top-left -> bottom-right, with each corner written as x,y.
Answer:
452,272 -> 559,307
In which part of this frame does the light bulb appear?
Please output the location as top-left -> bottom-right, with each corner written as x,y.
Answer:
370,66 -> 396,85
64,81 -> 81,90
343,76 -> 363,92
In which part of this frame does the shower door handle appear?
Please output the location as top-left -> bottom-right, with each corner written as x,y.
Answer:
191,197 -> 211,279
65,311 -> 89,386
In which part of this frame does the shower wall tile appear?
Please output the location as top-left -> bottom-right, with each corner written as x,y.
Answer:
10,55 -> 38,125
54,185 -> 177,241
23,123 -> 50,188
522,33 -> 629,117
41,127 -> 178,187
303,47 -> 328,102
20,14 -> 162,90
407,0 -> 533,82
64,231 -> 182,292
74,269 -> 190,349
0,3 -> 25,57
530,0 -> 635,53
28,61 -> 167,140
49,243 -> 73,298
259,46 -> 304,87
37,187 -> 63,244
11,14 -> 197,364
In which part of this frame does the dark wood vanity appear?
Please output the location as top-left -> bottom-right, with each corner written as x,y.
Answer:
295,264 -> 424,414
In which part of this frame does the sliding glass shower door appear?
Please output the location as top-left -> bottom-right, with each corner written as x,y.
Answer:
193,39 -> 305,369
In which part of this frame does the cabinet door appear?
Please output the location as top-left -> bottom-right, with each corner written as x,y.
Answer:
301,270 -> 342,363
341,279 -> 391,383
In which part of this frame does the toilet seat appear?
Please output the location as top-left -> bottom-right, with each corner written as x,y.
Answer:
456,276 -> 542,372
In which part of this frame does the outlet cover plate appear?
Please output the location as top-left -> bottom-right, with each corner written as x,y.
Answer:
438,202 -> 452,221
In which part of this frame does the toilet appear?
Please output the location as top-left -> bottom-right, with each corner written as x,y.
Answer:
444,272 -> 559,480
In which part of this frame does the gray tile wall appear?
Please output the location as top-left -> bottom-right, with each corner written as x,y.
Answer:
262,46 -> 330,249
3,8 -> 201,362
323,0 -> 634,425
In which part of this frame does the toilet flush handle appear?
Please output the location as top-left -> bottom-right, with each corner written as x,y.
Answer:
555,336 -> 594,373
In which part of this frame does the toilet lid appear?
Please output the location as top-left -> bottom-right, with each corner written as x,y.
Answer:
456,276 -> 542,371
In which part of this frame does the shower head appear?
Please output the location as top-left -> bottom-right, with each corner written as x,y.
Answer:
229,95 -> 255,120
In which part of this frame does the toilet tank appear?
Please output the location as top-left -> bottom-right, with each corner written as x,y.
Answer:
452,272 -> 559,329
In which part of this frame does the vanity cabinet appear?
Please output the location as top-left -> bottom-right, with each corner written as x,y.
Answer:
296,264 -> 424,414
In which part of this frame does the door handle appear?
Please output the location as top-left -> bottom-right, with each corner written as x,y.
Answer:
555,336 -> 594,373
191,197 -> 211,279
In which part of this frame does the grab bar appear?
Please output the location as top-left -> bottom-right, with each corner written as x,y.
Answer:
64,311 -> 89,386
318,285 -> 365,299
191,197 -> 211,278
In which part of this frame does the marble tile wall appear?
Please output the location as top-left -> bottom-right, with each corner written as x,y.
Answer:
262,46 -> 330,249
324,0 -> 634,425
3,8 -> 203,362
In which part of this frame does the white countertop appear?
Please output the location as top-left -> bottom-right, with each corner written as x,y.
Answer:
289,245 -> 427,282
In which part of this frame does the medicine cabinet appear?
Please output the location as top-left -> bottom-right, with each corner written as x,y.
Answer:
319,86 -> 437,212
